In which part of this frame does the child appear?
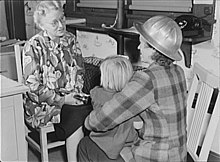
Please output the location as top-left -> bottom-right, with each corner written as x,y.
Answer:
87,55 -> 141,160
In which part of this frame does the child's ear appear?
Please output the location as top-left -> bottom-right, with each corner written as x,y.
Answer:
38,24 -> 44,31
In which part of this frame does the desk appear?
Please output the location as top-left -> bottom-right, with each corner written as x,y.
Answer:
0,75 -> 29,161
67,23 -> 139,55
67,23 -> 199,68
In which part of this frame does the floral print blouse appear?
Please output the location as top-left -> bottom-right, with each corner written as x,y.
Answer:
23,30 -> 85,128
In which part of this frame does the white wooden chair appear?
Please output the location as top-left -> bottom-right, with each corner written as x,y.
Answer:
14,43 -> 65,162
187,62 -> 219,161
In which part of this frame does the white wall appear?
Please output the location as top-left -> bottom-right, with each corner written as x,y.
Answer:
192,0 -> 220,77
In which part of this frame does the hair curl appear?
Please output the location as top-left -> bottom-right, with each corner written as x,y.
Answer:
151,50 -> 174,66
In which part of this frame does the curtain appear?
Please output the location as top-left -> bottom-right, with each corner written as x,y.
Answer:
76,0 -> 192,12
4,0 -> 26,40
129,0 -> 192,12
77,0 -> 127,9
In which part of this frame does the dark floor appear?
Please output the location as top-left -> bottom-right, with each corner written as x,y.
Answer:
28,145 -> 67,162
28,146 -> 219,162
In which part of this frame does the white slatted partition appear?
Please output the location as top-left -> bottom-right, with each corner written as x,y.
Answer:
187,63 -> 220,162
187,74 -> 199,132
187,83 -> 213,155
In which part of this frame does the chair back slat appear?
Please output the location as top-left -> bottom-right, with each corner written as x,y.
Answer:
14,42 -> 26,84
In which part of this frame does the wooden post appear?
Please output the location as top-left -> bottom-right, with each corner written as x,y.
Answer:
116,0 -> 125,29
117,0 -> 125,54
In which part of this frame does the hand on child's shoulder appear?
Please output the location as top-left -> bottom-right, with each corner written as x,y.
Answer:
90,86 -> 102,95
64,93 -> 84,105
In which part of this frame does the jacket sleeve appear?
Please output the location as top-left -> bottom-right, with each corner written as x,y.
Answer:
22,39 -> 65,108
86,71 -> 155,131
72,35 -> 84,70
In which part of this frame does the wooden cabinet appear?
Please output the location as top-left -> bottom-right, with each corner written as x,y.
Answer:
0,46 -> 17,80
0,75 -> 29,162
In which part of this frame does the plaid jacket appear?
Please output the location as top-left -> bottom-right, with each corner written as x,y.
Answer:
85,63 -> 187,162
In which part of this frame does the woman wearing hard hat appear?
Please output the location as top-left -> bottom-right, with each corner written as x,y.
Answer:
77,15 -> 187,162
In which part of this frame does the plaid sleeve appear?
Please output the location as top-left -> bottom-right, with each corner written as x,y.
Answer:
87,71 -> 155,131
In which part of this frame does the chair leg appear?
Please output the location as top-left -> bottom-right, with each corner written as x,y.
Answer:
40,128 -> 49,162
66,126 -> 84,162
26,139 -> 29,161
25,126 -> 29,161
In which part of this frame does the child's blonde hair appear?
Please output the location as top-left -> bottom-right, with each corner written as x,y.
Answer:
100,55 -> 133,92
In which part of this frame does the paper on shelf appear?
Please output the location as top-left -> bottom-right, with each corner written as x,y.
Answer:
65,17 -> 86,25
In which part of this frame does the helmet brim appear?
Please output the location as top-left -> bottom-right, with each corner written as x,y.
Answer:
134,21 -> 182,61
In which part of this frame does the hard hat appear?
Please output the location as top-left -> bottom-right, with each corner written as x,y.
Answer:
134,15 -> 183,61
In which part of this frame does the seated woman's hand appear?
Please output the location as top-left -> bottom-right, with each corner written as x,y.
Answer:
64,93 -> 84,105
